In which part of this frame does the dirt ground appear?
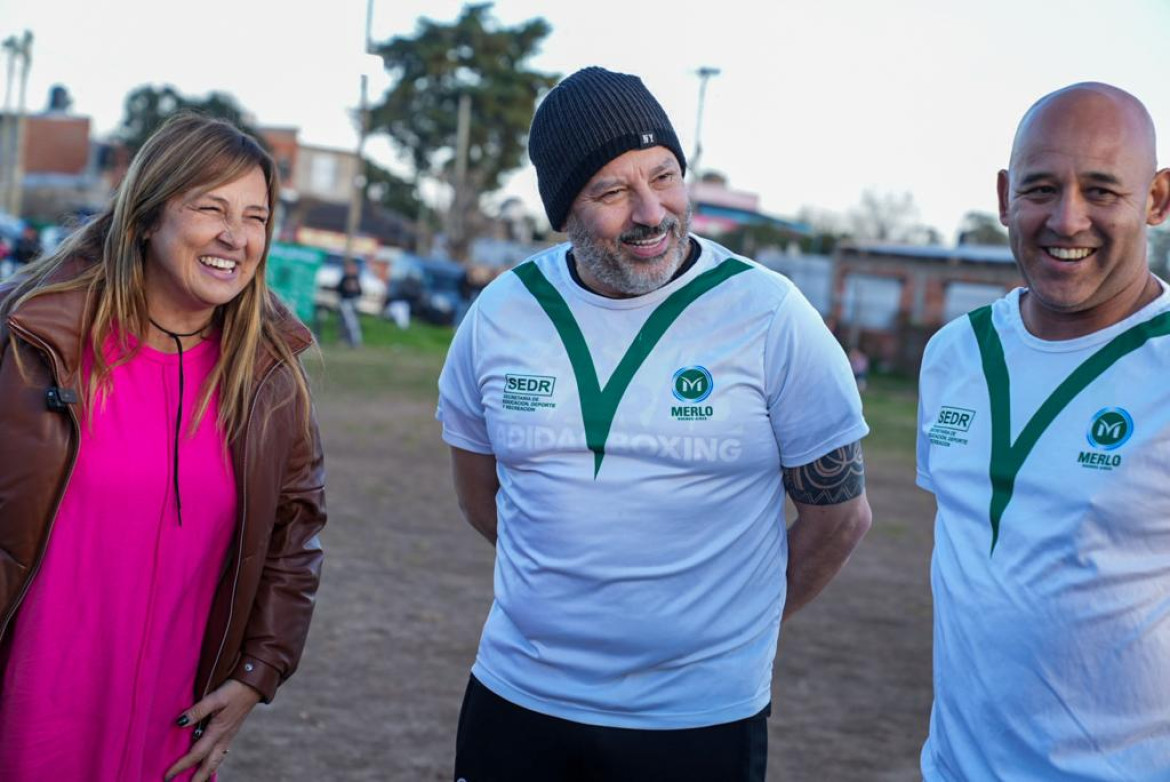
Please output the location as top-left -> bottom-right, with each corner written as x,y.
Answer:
223,346 -> 938,782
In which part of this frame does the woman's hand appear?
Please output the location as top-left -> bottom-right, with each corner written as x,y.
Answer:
165,679 -> 262,781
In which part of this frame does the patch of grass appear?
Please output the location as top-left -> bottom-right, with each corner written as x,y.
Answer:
860,373 -> 919,464
315,311 -> 455,354
307,314 -> 453,403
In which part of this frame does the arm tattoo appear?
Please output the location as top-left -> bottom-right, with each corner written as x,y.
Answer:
782,441 -> 865,505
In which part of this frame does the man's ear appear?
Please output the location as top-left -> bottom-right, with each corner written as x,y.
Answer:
1147,168 -> 1170,227
996,170 -> 1011,227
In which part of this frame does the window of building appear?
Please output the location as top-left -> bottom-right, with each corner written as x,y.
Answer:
943,282 -> 1005,322
310,154 -> 338,194
841,274 -> 902,329
759,252 -> 833,315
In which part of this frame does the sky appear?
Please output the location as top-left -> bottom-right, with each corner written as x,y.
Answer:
3,0 -> 1169,241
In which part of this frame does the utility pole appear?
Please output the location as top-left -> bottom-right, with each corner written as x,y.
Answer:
690,66 -> 720,181
341,73 -> 369,269
341,3 -> 375,269
449,91 -> 471,262
1,31 -> 32,216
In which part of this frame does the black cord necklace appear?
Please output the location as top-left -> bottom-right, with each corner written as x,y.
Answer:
149,318 -> 209,527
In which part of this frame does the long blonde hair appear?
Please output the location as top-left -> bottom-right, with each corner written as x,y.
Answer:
0,112 -> 312,440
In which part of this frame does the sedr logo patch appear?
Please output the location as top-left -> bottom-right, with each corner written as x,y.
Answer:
502,373 -> 558,413
928,405 -> 975,447
506,374 -> 556,397
936,406 -> 974,431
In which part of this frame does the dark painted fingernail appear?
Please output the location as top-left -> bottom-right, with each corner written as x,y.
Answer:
193,726 -> 205,739
176,715 -> 190,727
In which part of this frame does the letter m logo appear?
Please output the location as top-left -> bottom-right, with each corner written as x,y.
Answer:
1096,420 -> 1123,439
672,366 -> 713,403
1087,408 -> 1132,450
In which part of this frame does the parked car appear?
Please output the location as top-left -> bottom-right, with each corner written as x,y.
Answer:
387,256 -> 467,325
314,253 -> 387,317
0,213 -> 25,280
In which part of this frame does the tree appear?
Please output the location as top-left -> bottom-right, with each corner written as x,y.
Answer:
370,3 -> 558,258
957,211 -> 1009,246
47,84 -> 73,113
118,85 -> 261,154
848,189 -> 919,243
718,223 -> 801,257
796,206 -> 849,254
364,160 -> 422,223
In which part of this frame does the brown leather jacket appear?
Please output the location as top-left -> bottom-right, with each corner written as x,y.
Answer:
0,263 -> 326,703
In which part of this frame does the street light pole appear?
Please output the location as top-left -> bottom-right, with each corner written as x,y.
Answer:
1,31 -> 32,216
690,66 -> 720,181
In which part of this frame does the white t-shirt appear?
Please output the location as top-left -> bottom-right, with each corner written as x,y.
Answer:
437,236 -> 868,729
918,284 -> 1170,780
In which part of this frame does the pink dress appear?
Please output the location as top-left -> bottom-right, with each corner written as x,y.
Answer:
0,336 -> 237,781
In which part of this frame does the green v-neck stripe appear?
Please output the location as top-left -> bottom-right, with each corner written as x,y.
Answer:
513,258 -> 752,477
969,304 -> 1170,553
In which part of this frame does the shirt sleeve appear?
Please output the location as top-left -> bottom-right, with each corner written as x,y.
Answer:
436,301 -> 493,454
765,285 -> 869,468
916,340 -> 937,493
916,396 -> 935,492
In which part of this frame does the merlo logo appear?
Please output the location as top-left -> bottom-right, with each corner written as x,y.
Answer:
672,366 -> 713,403
1086,408 -> 1133,451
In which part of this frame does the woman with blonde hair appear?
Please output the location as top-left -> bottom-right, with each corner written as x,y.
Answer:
0,112 -> 327,781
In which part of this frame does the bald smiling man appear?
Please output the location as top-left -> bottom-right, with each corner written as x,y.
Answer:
916,83 -> 1170,780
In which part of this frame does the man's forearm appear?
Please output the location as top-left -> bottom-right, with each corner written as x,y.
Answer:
783,496 -> 871,619
781,442 -> 871,619
450,447 -> 500,545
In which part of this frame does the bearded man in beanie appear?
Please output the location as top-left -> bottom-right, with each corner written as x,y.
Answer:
437,66 -> 872,781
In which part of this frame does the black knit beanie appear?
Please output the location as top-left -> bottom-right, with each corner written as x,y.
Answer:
528,66 -> 687,231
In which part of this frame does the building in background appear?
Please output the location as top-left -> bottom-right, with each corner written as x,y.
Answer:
830,243 -> 1023,373
6,106 -> 110,224
689,173 -> 809,244
756,248 -> 835,316
258,133 -> 417,278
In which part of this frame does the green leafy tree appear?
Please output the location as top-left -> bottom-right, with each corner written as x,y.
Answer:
957,210 -> 1009,246
364,160 -> 422,222
370,3 -> 557,255
118,85 -> 262,154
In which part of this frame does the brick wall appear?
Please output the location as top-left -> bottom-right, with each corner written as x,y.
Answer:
23,114 -> 90,174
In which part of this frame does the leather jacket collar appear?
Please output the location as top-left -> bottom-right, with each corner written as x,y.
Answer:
5,257 -> 314,387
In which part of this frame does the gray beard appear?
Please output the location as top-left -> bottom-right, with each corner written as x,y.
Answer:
567,205 -> 692,297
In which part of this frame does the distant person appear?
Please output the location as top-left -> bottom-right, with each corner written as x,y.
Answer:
337,257 -> 364,347
848,345 -> 870,393
453,266 -> 472,327
11,224 -> 41,266
453,265 -> 486,328
0,113 -> 327,781
437,66 -> 872,781
386,270 -> 421,329
918,83 -> 1170,779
